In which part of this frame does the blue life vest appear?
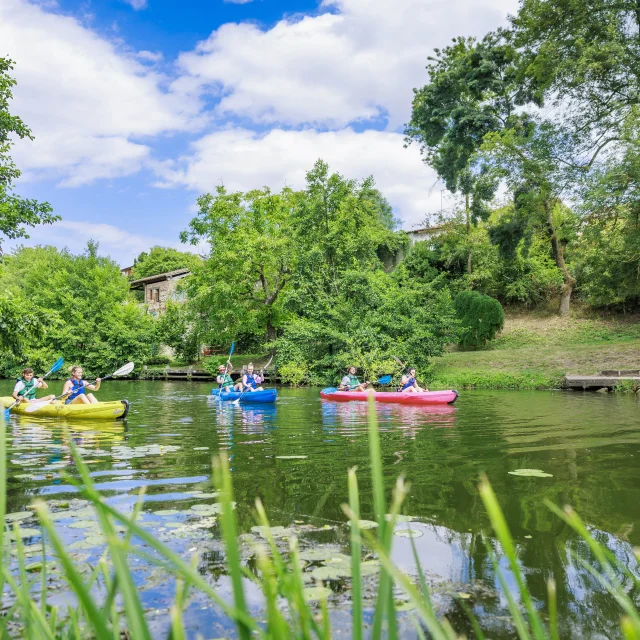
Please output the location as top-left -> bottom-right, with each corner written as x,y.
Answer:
401,376 -> 416,391
65,378 -> 86,404
244,373 -> 258,389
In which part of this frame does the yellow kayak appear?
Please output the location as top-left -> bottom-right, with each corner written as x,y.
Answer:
1,397 -> 130,420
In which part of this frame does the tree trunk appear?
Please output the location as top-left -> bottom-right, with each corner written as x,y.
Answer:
465,192 -> 472,275
266,316 -> 276,342
545,200 -> 576,316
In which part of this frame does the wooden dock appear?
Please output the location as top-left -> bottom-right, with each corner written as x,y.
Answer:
142,366 -> 276,383
564,370 -> 640,390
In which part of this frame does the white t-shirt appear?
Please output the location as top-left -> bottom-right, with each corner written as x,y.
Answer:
13,379 -> 44,395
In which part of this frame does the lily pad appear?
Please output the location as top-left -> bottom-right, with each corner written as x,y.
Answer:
9,528 -> 41,540
347,519 -> 379,530
153,510 -> 181,517
275,456 -> 308,460
68,520 -> 97,529
191,504 -> 223,516
395,601 -> 416,612
508,469 -> 553,478
303,586 -> 332,601
311,565 -> 351,581
300,548 -> 345,562
457,592 -> 471,599
250,525 -> 293,539
5,511 -> 34,522
394,529 -> 424,539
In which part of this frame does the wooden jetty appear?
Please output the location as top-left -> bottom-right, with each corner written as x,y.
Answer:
564,370 -> 640,390
142,366 -> 276,383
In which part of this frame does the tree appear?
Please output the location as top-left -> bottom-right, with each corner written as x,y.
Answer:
0,242 -> 156,376
181,186 -> 297,345
130,246 -> 201,279
405,33 -> 533,272
454,290 -> 504,349
0,58 -> 58,244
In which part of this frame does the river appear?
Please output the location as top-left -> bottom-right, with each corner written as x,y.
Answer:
2,381 -> 639,638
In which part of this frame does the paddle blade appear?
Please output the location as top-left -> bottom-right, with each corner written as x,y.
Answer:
4,407 -> 11,420
392,355 -> 406,368
229,342 -> 235,357
24,398 -> 54,413
377,375 -> 392,385
111,362 -> 135,378
48,357 -> 65,375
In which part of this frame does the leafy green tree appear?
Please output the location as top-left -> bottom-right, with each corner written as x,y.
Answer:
181,186 -> 298,344
130,246 -> 201,280
0,242 -> 155,377
156,302 -> 201,363
454,290 -> 504,349
0,58 -> 58,244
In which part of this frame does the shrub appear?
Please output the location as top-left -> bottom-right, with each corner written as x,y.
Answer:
145,355 -> 171,366
454,290 -> 504,349
277,361 -> 308,386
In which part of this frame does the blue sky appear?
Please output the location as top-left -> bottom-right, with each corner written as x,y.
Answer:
2,0 -> 516,266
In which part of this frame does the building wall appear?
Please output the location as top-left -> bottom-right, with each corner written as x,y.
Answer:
144,276 -> 187,315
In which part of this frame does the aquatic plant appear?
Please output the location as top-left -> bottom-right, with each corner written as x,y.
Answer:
1,401 -> 640,638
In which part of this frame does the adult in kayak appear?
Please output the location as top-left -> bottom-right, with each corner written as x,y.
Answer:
62,366 -> 101,404
339,366 -> 371,392
242,363 -> 264,392
400,368 -> 427,393
12,368 -> 55,404
216,362 -> 240,392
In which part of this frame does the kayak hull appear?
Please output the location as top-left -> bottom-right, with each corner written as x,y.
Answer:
1,397 -> 130,420
320,388 -> 458,405
211,389 -> 277,404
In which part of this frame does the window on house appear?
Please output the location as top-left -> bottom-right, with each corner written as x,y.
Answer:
147,288 -> 153,302
152,288 -> 160,302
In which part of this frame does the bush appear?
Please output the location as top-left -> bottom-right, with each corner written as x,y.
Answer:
454,290 -> 504,349
145,355 -> 171,365
277,361 -> 308,386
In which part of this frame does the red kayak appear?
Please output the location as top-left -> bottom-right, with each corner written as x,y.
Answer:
320,388 -> 458,405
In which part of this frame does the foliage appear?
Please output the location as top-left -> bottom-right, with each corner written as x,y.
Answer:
277,361 -> 308,386
156,302 -> 200,363
0,58 -> 58,243
145,355 -> 171,365
130,246 -> 201,280
0,242 -> 156,377
454,290 -> 504,349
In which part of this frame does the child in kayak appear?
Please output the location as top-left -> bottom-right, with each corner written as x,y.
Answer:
242,363 -> 264,392
217,362 -> 241,392
62,366 -> 102,404
400,368 -> 427,393
12,368 -> 55,404
339,366 -> 371,392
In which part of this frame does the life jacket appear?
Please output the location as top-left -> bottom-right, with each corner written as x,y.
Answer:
244,372 -> 258,389
17,377 -> 37,400
401,376 -> 416,391
66,378 -> 86,403
218,372 -> 234,388
347,374 -> 360,390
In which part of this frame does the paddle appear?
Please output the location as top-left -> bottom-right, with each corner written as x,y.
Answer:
25,361 -> 135,413
4,357 -> 65,420
218,342 -> 235,403
392,356 -> 426,390
232,354 -> 273,405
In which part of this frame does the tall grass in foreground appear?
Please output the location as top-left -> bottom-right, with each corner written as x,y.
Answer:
2,400 -> 640,638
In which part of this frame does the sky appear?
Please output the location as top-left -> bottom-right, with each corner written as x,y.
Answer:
2,0 -> 518,266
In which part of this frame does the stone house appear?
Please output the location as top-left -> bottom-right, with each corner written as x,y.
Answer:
130,268 -> 190,315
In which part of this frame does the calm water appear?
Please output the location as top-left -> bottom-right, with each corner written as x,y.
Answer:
2,381 -> 640,638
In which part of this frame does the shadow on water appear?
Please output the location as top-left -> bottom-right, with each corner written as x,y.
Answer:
2,379 -> 639,638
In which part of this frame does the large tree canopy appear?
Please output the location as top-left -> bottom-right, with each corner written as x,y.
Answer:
130,246 -> 201,279
0,58 -> 58,244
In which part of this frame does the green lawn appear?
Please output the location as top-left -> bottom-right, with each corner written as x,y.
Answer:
429,311 -> 640,390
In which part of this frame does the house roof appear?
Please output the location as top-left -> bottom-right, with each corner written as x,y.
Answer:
406,226 -> 444,236
130,268 -> 191,289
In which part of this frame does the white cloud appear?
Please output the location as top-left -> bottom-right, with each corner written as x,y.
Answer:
1,0 -> 202,186
136,50 -> 164,63
4,220 -> 183,266
153,127 -> 446,228
123,0 -> 148,9
176,0 -> 518,129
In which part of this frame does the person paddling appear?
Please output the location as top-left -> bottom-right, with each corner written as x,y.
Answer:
62,366 -> 101,405
400,368 -> 426,393
217,362 -> 239,392
339,366 -> 370,392
12,368 -> 55,404
242,363 -> 264,392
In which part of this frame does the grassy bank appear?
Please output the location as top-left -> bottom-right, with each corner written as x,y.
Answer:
429,311 -> 640,390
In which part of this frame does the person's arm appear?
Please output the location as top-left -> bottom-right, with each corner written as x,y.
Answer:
86,378 -> 101,391
227,360 -> 233,372
37,378 -> 48,390
62,380 -> 72,396
12,381 -> 23,401
242,374 -> 248,389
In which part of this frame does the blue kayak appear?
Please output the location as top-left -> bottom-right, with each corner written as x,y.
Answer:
211,388 -> 277,404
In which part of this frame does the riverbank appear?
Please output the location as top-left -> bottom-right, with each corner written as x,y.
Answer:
428,311 -> 640,390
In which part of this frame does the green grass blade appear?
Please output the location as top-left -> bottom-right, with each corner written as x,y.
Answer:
548,579 -> 558,640
0,416 -> 6,605
479,474 -> 546,639
347,467 -> 363,640
213,453 -> 252,640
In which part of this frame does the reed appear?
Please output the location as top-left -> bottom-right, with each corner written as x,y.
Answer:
1,407 -> 639,639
